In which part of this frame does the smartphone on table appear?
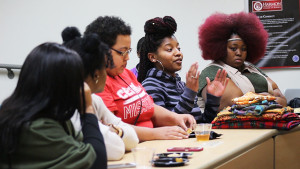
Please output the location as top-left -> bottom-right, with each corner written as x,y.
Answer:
167,147 -> 203,152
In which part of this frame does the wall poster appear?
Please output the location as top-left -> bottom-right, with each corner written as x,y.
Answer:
247,0 -> 300,69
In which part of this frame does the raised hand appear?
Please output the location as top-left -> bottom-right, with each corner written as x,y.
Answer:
206,69 -> 229,97
186,62 -> 201,92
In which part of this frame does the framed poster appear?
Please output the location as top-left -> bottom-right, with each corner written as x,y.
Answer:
247,0 -> 300,69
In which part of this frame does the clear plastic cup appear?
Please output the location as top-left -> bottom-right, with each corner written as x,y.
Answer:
194,123 -> 212,141
131,147 -> 155,169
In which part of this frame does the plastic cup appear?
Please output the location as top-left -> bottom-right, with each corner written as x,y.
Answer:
132,147 -> 155,169
194,123 -> 212,141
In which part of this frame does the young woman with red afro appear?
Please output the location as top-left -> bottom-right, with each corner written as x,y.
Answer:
198,12 -> 287,110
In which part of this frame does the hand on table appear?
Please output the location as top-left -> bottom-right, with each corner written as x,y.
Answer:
174,114 -> 196,131
153,126 -> 189,140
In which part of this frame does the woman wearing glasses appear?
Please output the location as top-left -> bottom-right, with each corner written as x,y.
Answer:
84,16 -> 196,141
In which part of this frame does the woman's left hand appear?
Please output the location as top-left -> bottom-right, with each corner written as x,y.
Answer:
206,69 -> 229,97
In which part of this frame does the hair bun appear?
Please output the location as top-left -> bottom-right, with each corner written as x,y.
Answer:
163,16 -> 177,33
144,16 -> 177,36
82,33 -> 100,53
61,27 -> 81,43
144,17 -> 164,34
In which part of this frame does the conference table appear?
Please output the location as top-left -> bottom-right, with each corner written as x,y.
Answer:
108,128 -> 292,169
275,126 -> 300,169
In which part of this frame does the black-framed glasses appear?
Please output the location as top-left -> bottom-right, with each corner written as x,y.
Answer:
110,48 -> 132,57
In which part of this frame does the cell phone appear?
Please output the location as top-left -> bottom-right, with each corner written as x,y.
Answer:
167,147 -> 203,152
107,163 -> 136,168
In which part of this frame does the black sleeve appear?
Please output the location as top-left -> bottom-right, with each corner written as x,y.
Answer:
193,94 -> 221,123
202,93 -> 221,122
81,113 -> 107,169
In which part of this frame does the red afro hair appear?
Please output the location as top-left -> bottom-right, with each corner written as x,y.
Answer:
198,12 -> 268,63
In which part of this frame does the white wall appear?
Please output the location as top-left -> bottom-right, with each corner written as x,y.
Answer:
0,0 -> 299,103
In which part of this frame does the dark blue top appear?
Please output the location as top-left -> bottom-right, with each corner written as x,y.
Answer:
142,68 -> 220,123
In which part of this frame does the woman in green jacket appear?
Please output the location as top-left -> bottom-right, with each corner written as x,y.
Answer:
0,43 -> 107,169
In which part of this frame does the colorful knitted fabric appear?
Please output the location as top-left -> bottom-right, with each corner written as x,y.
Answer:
231,92 -> 276,105
231,101 -> 282,116
213,112 -> 299,123
212,120 -> 300,130
264,106 -> 294,114
212,92 -> 300,130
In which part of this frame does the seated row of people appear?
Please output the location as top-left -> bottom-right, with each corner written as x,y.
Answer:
0,12 -> 286,168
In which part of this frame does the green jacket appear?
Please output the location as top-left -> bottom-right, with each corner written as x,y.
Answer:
0,118 -> 96,169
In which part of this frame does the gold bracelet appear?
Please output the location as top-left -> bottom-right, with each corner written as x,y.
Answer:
108,124 -> 123,138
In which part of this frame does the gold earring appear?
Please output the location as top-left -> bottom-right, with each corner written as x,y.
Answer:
95,75 -> 99,84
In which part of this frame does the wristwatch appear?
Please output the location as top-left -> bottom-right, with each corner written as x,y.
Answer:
108,124 -> 123,138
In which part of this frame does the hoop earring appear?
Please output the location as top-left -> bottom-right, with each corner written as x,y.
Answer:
156,60 -> 165,72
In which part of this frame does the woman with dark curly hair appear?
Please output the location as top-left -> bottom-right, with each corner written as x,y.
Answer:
138,16 -> 228,123
198,12 -> 287,110
84,16 -> 196,141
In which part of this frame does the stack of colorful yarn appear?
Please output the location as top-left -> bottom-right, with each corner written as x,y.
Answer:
212,92 -> 300,130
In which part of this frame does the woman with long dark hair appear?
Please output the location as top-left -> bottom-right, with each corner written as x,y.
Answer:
0,43 -> 106,169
